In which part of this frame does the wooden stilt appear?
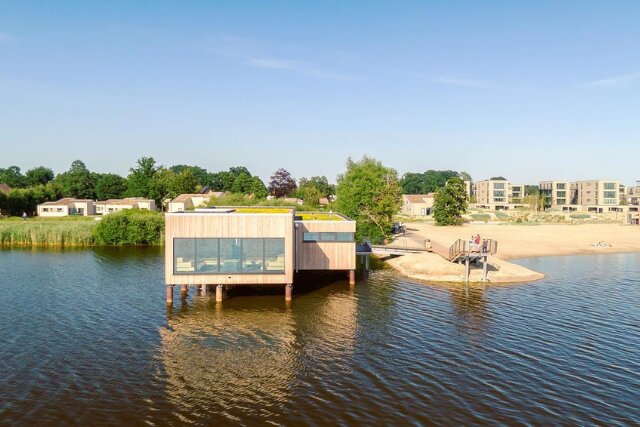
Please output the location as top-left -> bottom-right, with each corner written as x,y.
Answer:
482,256 -> 488,282
181,284 -> 188,295
464,257 -> 470,282
285,283 -> 293,301
202,284 -> 208,295
349,269 -> 356,286
216,285 -> 224,302
166,285 -> 174,304
365,255 -> 370,277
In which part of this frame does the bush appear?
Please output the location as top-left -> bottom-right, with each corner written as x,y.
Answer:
495,212 -> 510,220
470,213 -> 491,222
93,209 -> 164,245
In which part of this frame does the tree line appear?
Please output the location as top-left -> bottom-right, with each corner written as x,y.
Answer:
0,158 -> 337,217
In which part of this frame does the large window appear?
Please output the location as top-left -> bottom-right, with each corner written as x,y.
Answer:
604,182 -> 616,190
603,191 -> 617,199
303,232 -> 354,242
493,183 -> 505,189
173,238 -> 285,274
557,183 -> 566,190
493,190 -> 506,198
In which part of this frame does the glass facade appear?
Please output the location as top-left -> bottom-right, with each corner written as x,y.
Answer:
604,183 -> 616,190
303,232 -> 354,242
493,183 -> 505,189
173,238 -> 285,274
604,191 -> 617,199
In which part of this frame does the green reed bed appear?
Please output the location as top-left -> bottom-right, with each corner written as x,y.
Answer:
0,220 -> 97,247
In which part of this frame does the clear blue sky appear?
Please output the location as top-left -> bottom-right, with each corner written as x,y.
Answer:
1,1 -> 639,185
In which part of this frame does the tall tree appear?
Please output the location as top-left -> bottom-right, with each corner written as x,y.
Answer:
26,166 -> 55,186
125,157 -> 158,198
432,177 -> 468,226
400,170 -> 459,194
55,160 -> 95,198
249,177 -> 268,198
0,166 -> 27,188
336,156 -> 402,243
298,176 -> 334,197
95,173 -> 127,200
169,165 -> 210,187
268,168 -> 297,198
458,171 -> 472,182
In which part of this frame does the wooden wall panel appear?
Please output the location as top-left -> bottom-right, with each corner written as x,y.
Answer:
295,220 -> 356,271
165,213 -> 294,285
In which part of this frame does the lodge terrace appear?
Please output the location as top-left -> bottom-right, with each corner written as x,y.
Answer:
164,207 -> 357,303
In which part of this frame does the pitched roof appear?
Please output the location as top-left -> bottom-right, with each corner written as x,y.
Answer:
403,194 -> 435,204
0,183 -> 11,194
39,198 -> 93,206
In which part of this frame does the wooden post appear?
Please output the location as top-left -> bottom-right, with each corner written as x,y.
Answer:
365,255 -> 370,277
285,283 -> 293,301
216,285 -> 224,302
464,257 -> 470,282
202,284 -> 208,295
349,269 -> 356,286
181,284 -> 188,296
482,256 -> 488,282
166,285 -> 174,304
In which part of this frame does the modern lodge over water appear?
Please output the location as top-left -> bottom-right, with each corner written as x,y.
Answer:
164,207 -> 357,303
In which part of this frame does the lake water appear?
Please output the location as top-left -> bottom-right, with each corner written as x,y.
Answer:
1,248 -> 639,426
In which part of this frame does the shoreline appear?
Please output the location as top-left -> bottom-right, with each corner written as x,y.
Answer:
384,223 -> 640,284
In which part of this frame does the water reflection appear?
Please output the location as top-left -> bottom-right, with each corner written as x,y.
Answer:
449,283 -> 490,334
161,274 -> 359,424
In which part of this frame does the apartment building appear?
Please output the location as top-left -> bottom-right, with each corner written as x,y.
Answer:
539,179 -> 635,213
473,179 -> 525,210
539,181 -> 576,210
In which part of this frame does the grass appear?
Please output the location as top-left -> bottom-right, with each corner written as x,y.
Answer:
0,220 -> 96,246
232,208 -> 293,214
0,215 -> 95,222
297,212 -> 344,221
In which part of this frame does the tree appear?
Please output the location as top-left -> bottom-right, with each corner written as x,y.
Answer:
300,185 -> 322,207
524,185 -> 539,196
400,170 -> 460,194
55,160 -> 95,199
298,176 -> 334,197
0,166 -> 27,188
26,166 -> 55,186
336,156 -> 402,243
230,172 -> 254,193
95,173 -> 127,200
433,177 -> 468,226
268,168 -> 297,198
169,165 -> 210,187
458,171 -> 472,182
125,157 -> 158,198
249,177 -> 268,198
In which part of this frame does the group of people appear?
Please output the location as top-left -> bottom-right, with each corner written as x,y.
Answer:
469,234 -> 482,251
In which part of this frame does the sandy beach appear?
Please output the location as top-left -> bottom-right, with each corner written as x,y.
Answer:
409,223 -> 640,260
384,223 -> 640,284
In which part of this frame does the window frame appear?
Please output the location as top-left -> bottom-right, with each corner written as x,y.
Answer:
172,237 -> 286,275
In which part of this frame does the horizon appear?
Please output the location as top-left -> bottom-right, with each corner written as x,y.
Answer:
2,1 -> 639,184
